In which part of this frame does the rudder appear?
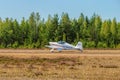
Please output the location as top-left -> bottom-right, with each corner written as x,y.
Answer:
75,42 -> 83,51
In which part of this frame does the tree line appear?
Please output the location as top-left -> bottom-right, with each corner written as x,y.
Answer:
0,12 -> 120,48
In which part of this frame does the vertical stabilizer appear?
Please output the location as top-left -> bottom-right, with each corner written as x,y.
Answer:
75,42 -> 83,51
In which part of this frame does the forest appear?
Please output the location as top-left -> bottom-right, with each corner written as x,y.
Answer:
0,12 -> 120,48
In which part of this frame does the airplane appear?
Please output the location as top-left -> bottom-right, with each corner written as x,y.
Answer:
46,41 -> 83,52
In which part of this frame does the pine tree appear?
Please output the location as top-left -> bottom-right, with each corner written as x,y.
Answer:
110,18 -> 117,47
60,12 -> 72,42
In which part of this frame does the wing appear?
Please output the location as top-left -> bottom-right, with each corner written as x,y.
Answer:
45,45 -> 63,49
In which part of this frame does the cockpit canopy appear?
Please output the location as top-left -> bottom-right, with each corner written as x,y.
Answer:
58,41 -> 66,44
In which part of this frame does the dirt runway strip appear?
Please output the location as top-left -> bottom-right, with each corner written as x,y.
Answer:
0,49 -> 120,58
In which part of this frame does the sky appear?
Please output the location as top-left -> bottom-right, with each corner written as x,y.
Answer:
0,0 -> 119,22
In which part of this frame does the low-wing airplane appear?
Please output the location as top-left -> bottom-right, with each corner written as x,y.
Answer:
46,41 -> 83,52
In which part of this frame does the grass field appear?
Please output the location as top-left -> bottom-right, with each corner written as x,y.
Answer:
0,49 -> 120,80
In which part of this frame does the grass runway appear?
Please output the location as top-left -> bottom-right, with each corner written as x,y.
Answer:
0,49 -> 120,80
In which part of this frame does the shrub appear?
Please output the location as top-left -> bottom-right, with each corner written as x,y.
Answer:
0,43 -> 5,48
97,42 -> 107,48
86,41 -> 95,48
12,41 -> 19,48
116,44 -> 120,48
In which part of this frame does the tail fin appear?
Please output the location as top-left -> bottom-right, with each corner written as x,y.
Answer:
75,42 -> 83,51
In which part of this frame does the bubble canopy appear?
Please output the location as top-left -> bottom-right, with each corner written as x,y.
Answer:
58,41 -> 66,44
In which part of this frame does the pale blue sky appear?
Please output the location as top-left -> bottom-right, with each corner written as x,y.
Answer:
0,0 -> 119,21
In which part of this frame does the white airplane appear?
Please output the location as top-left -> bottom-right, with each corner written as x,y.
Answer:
46,41 -> 83,52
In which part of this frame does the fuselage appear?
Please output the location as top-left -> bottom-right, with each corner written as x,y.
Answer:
49,42 -> 78,50
46,41 -> 83,52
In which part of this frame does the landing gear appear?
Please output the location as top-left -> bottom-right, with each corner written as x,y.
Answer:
50,48 -> 54,53
50,48 -> 62,53
80,49 -> 83,53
